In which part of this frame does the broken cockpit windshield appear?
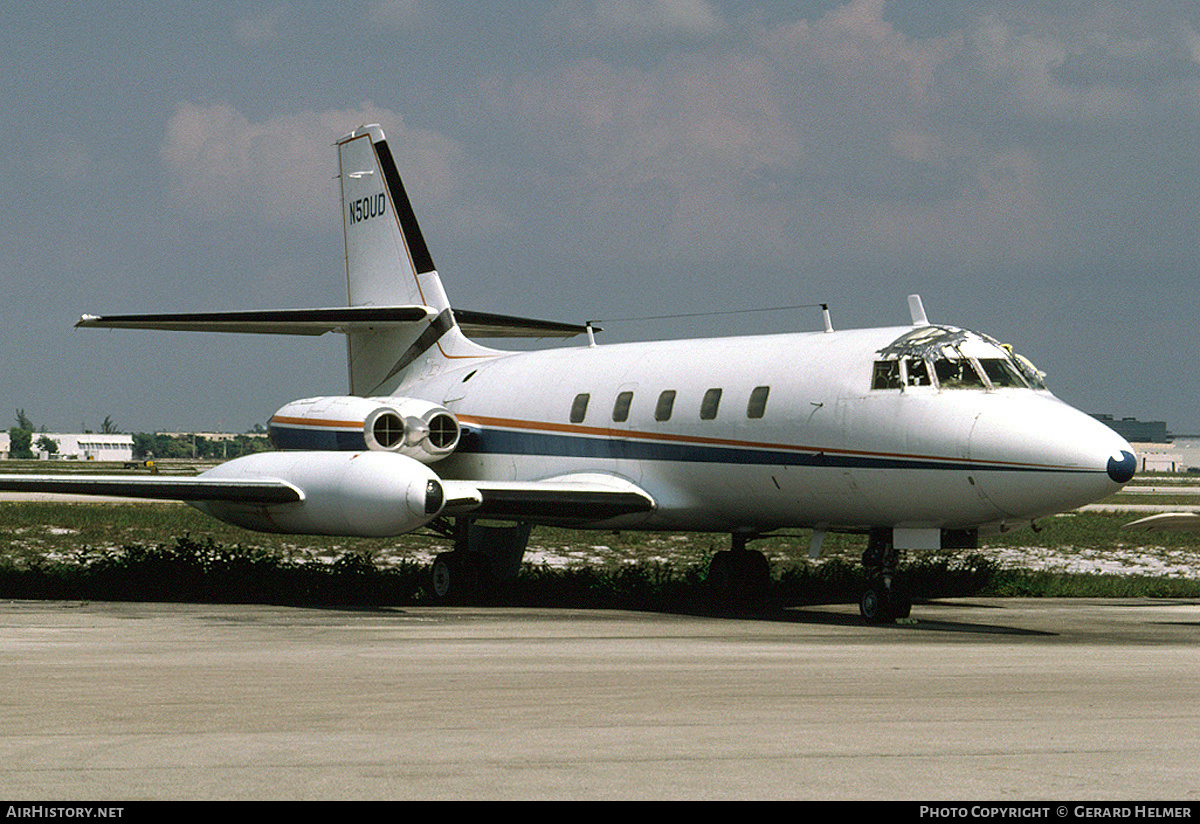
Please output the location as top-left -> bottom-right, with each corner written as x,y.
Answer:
871,326 -> 1046,391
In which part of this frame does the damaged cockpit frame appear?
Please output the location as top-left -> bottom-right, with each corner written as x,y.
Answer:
871,325 -> 1047,392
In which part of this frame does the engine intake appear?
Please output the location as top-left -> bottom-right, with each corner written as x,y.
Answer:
269,395 -> 459,463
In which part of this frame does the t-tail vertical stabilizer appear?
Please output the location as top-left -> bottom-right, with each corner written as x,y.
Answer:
337,124 -> 493,396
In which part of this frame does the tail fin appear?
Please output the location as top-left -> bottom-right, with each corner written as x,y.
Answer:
337,125 -> 492,395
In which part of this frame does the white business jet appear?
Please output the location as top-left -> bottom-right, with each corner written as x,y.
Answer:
1,124 -> 1137,621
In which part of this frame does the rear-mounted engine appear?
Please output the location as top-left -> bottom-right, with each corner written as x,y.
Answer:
269,395 -> 460,463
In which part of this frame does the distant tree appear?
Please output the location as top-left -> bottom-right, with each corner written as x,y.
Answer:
35,435 -> 58,456
8,427 -> 33,459
131,433 -> 155,460
101,415 -> 118,434
14,409 -> 33,431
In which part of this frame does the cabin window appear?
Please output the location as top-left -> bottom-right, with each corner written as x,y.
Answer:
977,358 -> 1027,388
932,358 -> 985,389
613,391 -> 633,422
700,388 -> 722,420
655,390 -> 676,422
747,386 -> 770,418
570,393 -> 590,423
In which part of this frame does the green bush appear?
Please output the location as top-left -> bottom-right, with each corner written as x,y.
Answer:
3,534 -> 1200,609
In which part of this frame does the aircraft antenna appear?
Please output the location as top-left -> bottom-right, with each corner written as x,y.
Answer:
589,303 -> 830,327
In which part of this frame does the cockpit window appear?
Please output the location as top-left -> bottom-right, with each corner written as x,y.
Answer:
874,325 -> 1051,392
872,361 -> 902,390
871,357 -> 933,390
905,358 -> 931,386
933,358 -> 985,389
977,358 -> 1027,388
1008,351 -> 1047,390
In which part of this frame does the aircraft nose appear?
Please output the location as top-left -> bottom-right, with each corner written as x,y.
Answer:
1107,450 -> 1137,484
968,397 -> 1136,518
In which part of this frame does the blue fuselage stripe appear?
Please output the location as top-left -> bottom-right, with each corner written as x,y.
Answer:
270,425 -> 367,452
455,425 -> 1093,475
269,421 -> 1098,476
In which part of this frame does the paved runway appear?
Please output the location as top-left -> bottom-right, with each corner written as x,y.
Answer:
2,598 -> 1199,800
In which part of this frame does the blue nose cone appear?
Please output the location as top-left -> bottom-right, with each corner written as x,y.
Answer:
1107,450 -> 1136,484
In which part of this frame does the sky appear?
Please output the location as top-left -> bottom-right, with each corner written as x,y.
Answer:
3,0 -> 1199,435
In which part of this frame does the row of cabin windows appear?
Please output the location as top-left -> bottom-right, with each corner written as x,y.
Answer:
570,386 -> 770,424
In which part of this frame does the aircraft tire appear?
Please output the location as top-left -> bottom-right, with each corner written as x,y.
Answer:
708,550 -> 770,604
707,551 -> 732,599
859,581 -> 895,624
430,552 -> 492,605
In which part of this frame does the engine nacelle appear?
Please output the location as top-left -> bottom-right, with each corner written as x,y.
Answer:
268,395 -> 460,463
192,450 -> 445,537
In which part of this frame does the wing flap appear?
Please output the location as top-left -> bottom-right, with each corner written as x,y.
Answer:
0,475 -> 302,504
441,473 -> 655,525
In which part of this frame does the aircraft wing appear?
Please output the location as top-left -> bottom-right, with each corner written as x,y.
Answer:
0,475 -> 301,503
76,306 -> 590,339
441,473 -> 656,525
1124,512 -> 1200,531
0,469 -> 652,526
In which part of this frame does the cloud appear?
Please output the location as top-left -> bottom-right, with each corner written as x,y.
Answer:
944,6 -> 1200,127
554,0 -> 725,42
473,0 -> 1200,270
234,5 -> 289,45
159,101 -> 488,230
164,2 -> 1200,274
480,1 -> 1050,265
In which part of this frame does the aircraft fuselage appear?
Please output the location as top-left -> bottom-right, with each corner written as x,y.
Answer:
411,323 -> 1133,538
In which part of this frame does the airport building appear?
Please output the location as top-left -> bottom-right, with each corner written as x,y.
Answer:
1090,414 -> 1169,444
0,432 -> 134,462
1128,437 -> 1200,474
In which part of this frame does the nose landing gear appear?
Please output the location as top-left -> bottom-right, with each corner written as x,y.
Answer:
860,528 -> 911,623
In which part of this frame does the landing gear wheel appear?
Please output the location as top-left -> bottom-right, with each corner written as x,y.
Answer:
430,552 -> 492,604
708,549 -> 770,605
859,581 -> 894,623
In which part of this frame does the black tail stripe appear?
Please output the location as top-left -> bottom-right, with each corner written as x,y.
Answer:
369,309 -> 456,394
374,139 -> 436,275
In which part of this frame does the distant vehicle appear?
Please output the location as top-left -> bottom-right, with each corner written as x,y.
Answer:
0,124 -> 1136,621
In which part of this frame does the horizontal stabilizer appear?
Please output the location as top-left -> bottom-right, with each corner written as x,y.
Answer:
0,475 -> 302,503
76,306 -> 436,336
454,310 -> 591,339
77,307 -> 589,339
441,473 -> 655,525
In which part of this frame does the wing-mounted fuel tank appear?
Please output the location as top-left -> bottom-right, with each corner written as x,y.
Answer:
193,450 -> 446,537
268,396 -> 460,463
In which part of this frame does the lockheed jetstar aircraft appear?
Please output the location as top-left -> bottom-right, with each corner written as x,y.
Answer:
1,124 -> 1137,621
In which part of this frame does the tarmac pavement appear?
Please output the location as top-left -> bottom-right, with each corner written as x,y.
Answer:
2,598 -> 1199,800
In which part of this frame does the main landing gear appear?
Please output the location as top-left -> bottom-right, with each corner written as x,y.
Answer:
707,533 -> 771,605
859,528 -> 911,623
428,519 -> 532,605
